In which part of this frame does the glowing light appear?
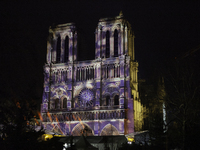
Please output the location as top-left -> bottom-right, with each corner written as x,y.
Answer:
78,88 -> 94,107
43,133 -> 65,141
47,112 -> 56,132
78,116 -> 85,129
54,115 -> 64,134
16,102 -> 21,108
43,134 -> 53,141
47,112 -> 53,122
72,114 -> 77,121
127,137 -> 134,142
41,13 -> 138,136
63,143 -> 69,150
38,111 -> 43,122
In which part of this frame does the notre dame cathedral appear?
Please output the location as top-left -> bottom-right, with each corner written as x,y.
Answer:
41,12 -> 141,136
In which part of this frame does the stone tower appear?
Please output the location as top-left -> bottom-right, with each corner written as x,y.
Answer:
41,12 -> 139,136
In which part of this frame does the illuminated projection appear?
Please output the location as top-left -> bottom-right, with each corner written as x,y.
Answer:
78,88 -> 94,107
41,12 -> 140,136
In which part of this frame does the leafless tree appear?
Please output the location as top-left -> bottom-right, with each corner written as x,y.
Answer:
164,56 -> 200,150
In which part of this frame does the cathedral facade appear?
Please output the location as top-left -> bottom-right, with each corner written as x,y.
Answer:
41,13 -> 139,136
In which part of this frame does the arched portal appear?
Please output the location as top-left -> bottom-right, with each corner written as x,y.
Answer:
72,123 -> 94,136
52,125 -> 64,135
100,124 -> 119,136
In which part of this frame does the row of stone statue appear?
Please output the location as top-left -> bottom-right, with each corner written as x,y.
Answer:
42,110 -> 125,122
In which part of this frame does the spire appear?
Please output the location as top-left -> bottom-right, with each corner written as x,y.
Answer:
119,11 -> 123,17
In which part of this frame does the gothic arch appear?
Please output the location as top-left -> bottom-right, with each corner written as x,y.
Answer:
51,124 -> 64,135
62,98 -> 67,108
55,98 -> 59,109
106,95 -> 110,106
102,93 -> 111,106
114,29 -> 118,57
56,36 -> 61,63
50,96 -> 59,109
111,24 -> 120,32
113,95 -> 119,105
102,84 -> 119,96
111,91 -> 119,97
103,83 -> 118,89
61,32 -> 70,40
64,35 -> 69,62
51,87 -> 67,96
102,26 -> 110,32
100,124 -> 119,136
72,123 -> 94,136
60,95 -> 69,101
105,30 -> 110,58
74,83 -> 95,98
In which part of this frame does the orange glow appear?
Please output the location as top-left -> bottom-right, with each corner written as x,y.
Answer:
47,112 -> 53,122
16,102 -> 21,108
66,116 -> 69,121
54,115 -> 64,135
55,115 -> 59,122
77,116 -> 85,134
34,118 -> 40,125
38,111 -> 43,122
72,114 -> 76,121
46,112 -> 56,133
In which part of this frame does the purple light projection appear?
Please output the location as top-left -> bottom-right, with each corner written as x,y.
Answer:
41,12 -> 138,136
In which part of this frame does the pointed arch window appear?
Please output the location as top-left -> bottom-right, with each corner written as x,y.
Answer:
56,36 -> 61,63
114,95 -> 119,105
63,98 -> 67,108
106,31 -> 110,58
55,98 -> 59,109
106,95 -> 110,106
114,29 -> 118,57
64,36 -> 69,62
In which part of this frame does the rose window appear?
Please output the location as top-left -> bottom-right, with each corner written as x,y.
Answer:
78,88 -> 94,107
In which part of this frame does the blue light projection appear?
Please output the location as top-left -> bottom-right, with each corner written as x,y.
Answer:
41,12 -> 139,136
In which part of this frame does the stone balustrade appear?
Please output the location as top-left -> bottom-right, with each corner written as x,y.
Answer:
42,109 -> 125,122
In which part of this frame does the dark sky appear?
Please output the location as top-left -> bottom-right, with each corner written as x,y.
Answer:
0,1 -> 200,105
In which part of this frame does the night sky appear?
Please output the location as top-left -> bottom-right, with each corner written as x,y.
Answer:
0,1 -> 200,107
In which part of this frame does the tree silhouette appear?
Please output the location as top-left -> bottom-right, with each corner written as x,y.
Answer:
0,96 -> 45,150
164,54 -> 200,150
